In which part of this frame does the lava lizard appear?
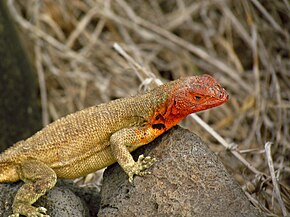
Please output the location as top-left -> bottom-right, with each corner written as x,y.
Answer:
0,74 -> 228,217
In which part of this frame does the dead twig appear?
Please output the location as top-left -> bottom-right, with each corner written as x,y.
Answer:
265,142 -> 288,217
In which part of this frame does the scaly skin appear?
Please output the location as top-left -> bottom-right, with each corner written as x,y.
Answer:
0,74 -> 228,217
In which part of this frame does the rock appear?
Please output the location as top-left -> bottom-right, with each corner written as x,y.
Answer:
0,1 -> 42,152
57,180 -> 101,217
99,126 -> 265,217
0,126 -> 266,217
36,186 -> 89,217
0,180 -> 100,217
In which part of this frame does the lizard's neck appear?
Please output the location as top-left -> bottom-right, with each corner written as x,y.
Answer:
146,83 -> 189,131
153,98 -> 189,130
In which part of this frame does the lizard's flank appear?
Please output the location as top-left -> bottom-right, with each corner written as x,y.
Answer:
0,74 -> 228,217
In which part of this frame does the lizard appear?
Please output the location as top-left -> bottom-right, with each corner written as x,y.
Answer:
0,74 -> 229,217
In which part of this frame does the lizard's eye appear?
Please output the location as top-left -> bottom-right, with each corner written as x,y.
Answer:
194,95 -> 202,101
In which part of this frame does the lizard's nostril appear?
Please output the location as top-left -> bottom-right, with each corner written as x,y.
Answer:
222,89 -> 229,101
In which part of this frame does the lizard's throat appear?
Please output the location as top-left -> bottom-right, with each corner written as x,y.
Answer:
151,100 -> 189,131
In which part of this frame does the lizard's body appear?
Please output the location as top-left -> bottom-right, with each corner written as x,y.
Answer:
1,85 -> 169,181
0,75 -> 228,217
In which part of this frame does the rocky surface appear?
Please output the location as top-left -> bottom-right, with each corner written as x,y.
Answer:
0,180 -> 100,217
98,126 -> 265,217
0,126 -> 266,217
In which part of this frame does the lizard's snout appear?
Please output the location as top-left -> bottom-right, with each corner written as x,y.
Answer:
206,80 -> 229,103
199,74 -> 229,101
217,85 -> 229,102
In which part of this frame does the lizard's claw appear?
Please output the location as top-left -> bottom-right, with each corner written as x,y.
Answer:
126,154 -> 157,183
9,207 -> 49,217
35,207 -> 49,217
8,214 -> 19,217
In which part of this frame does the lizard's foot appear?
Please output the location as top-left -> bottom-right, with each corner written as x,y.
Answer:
9,206 -> 49,217
125,154 -> 157,183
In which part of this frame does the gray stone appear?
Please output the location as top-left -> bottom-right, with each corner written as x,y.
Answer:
0,1 -> 42,152
99,126 -> 266,217
0,181 -> 100,217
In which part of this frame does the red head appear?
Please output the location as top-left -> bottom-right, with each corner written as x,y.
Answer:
151,74 -> 229,130
169,74 -> 229,116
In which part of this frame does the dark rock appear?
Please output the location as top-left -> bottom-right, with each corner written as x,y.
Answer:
0,126 -> 266,217
0,180 -> 101,217
99,126 -> 266,217
0,1 -> 42,152
0,182 -> 19,217
57,180 -> 101,217
36,186 -> 89,217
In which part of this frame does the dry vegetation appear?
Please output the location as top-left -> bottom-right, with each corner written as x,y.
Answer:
7,0 -> 290,216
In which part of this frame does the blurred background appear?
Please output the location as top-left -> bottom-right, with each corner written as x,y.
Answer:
1,0 -> 289,216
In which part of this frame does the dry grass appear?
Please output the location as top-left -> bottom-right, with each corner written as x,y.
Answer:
7,0 -> 290,216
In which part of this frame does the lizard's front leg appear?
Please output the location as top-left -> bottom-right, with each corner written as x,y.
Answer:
110,127 -> 159,183
9,160 -> 57,217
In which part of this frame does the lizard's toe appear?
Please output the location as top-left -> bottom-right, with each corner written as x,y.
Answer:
34,207 -> 49,217
9,212 -> 49,217
26,211 -> 50,217
35,207 -> 47,214
27,207 -> 49,217
11,205 -> 49,217
137,155 -> 157,169
8,214 -> 19,217
126,155 -> 157,183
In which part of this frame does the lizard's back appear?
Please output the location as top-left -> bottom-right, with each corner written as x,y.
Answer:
0,94 -> 156,181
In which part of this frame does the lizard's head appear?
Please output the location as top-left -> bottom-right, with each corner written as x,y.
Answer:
171,74 -> 229,115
